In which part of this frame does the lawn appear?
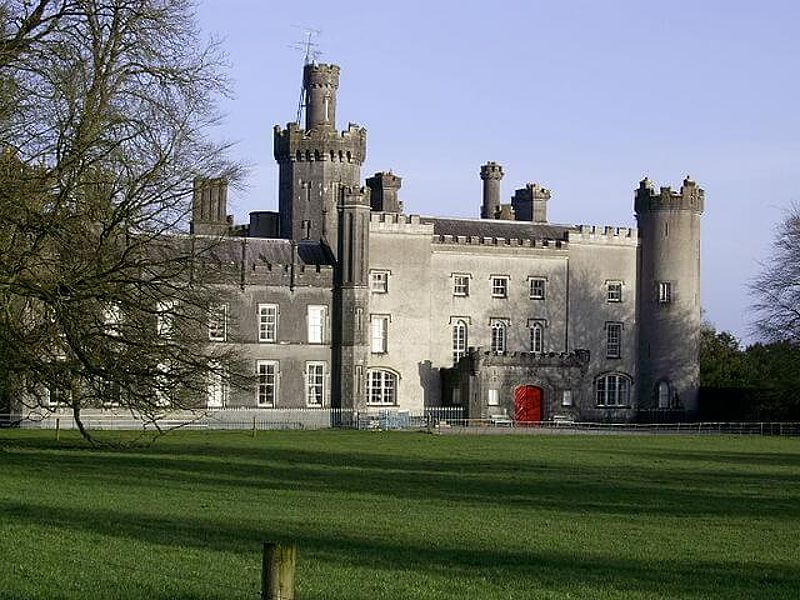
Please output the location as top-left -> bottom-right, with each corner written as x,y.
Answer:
1,430 -> 799,599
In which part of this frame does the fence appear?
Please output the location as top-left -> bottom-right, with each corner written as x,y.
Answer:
1,409 -> 799,436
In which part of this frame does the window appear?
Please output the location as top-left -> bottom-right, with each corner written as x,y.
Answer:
258,304 -> 278,343
103,303 -> 122,337
307,305 -> 327,344
658,281 -> 672,304
488,389 -> 499,406
607,281 -> 623,303
606,322 -> 622,358
453,274 -> 470,297
562,390 -> 573,407
490,320 -> 507,354
370,270 -> 389,293
452,320 -> 468,364
530,322 -> 544,353
491,276 -> 508,298
529,278 -> 546,300
257,360 -> 278,407
207,361 -> 226,408
451,388 -> 461,405
156,300 -> 175,338
367,369 -> 397,405
657,381 -> 671,409
305,362 -> 325,407
208,303 -> 227,342
371,315 -> 388,354
596,373 -> 631,406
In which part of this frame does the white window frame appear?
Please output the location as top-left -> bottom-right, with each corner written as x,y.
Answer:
596,373 -> 631,407
530,322 -> 544,353
156,300 -> 175,338
607,281 -> 623,303
256,360 -> 279,407
491,276 -> 509,299
657,380 -> 671,409
257,303 -> 278,343
103,303 -> 122,337
529,277 -> 546,300
490,319 -> 507,354
606,322 -> 622,359
367,369 -> 398,406
561,390 -> 573,407
658,281 -> 672,304
369,270 -> 389,294
371,315 -> 389,354
452,274 -> 470,297
487,389 -> 500,406
208,303 -> 227,342
207,361 -> 227,408
305,361 -> 326,407
452,319 -> 468,364
307,305 -> 327,344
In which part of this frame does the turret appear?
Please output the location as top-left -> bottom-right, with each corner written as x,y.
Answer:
366,171 -> 402,213
190,176 -> 230,236
273,63 -> 367,253
512,183 -> 551,223
303,63 -> 339,130
480,162 -> 504,219
635,176 -> 704,413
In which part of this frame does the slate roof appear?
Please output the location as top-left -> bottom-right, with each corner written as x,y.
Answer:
422,217 -> 573,241
206,238 -> 334,266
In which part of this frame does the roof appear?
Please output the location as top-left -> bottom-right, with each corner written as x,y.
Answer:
422,217 -> 573,241
205,237 -> 334,266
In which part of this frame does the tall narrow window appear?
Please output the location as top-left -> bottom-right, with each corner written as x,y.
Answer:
491,320 -> 507,354
453,274 -> 470,297
103,303 -> 122,337
607,281 -> 623,303
208,303 -> 227,342
491,276 -> 508,298
307,305 -> 327,344
452,320 -> 468,364
530,322 -> 544,353
658,281 -> 672,304
606,322 -> 622,358
371,315 -> 388,354
367,370 -> 397,406
156,300 -> 175,338
257,361 -> 278,407
657,381 -> 671,409
258,304 -> 278,343
306,362 -> 325,407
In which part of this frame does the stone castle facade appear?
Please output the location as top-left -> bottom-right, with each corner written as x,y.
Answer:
190,62 -> 704,423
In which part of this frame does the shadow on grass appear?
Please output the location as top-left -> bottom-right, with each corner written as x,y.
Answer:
1,498 -> 798,600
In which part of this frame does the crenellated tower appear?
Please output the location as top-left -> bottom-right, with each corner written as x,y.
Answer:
480,162 -> 504,219
332,185 -> 371,409
635,176 -> 704,413
273,63 -> 367,255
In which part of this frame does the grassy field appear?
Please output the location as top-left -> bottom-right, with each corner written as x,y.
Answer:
1,430 -> 799,599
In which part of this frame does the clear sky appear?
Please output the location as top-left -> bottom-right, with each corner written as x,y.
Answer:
196,0 -> 800,344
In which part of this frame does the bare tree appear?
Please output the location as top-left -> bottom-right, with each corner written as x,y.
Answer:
0,0 -> 249,442
751,203 -> 800,345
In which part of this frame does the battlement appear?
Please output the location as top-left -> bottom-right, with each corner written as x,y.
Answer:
369,212 -> 434,234
474,348 -> 590,369
634,176 -> 704,215
431,233 -> 567,249
303,63 -> 340,89
569,225 -> 639,245
480,161 -> 504,181
273,122 -> 367,164
341,185 -> 370,207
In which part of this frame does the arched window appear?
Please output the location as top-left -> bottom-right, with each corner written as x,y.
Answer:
595,373 -> 632,407
657,381 -> 671,409
452,320 -> 468,364
530,322 -> 543,353
491,320 -> 507,354
367,369 -> 397,406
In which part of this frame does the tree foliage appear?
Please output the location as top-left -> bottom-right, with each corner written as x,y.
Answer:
0,0 -> 248,441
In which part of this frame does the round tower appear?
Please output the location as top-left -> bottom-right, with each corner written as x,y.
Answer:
303,63 -> 339,130
480,162 -> 504,219
635,176 -> 704,414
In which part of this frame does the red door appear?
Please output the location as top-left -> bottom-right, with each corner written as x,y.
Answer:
514,385 -> 543,425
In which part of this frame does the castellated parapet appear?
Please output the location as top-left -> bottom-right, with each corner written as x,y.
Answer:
480,161 -> 504,219
303,63 -> 340,130
273,122 -> 367,164
570,225 -> 639,245
634,176 -> 704,215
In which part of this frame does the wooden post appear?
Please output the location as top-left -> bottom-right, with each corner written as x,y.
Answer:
55,418 -> 60,441
252,415 -> 257,438
261,542 -> 296,600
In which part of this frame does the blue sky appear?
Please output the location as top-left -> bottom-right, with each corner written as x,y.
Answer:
196,0 -> 800,344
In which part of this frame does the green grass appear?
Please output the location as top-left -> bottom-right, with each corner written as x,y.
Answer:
1,430 -> 799,599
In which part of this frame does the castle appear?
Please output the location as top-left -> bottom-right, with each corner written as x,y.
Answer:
190,62 -> 704,423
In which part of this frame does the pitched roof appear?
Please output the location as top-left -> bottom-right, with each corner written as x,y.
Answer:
423,217 -> 572,241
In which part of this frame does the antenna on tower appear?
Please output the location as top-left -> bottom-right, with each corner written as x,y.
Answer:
289,27 -> 322,125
